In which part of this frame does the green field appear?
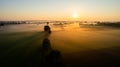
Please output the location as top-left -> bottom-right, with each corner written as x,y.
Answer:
0,23 -> 120,67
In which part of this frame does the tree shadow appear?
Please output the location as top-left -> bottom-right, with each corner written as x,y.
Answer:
40,38 -> 65,67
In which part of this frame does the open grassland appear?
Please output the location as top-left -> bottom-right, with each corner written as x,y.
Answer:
0,23 -> 120,67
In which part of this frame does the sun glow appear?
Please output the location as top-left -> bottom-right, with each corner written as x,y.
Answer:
73,12 -> 79,19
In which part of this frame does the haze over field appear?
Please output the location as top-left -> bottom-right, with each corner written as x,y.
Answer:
0,23 -> 120,66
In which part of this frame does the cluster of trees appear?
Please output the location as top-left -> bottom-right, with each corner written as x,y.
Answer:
79,21 -> 120,28
96,22 -> 120,28
0,21 -> 26,26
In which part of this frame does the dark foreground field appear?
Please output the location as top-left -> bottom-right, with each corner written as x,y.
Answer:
63,47 -> 120,67
0,24 -> 120,67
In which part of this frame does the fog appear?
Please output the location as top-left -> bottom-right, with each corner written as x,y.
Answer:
0,22 -> 120,67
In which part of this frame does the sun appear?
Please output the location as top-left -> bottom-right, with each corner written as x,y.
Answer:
73,12 -> 79,19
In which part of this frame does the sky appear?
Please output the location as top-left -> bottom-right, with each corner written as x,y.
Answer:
0,0 -> 120,21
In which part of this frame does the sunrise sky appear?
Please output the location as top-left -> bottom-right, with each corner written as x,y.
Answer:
0,0 -> 120,21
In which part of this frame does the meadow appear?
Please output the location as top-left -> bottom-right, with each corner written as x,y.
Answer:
0,22 -> 120,67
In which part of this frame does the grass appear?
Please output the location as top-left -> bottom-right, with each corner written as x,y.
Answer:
0,24 -> 120,67
0,31 -> 47,67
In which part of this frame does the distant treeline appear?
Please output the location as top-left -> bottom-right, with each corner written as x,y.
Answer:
96,22 -> 120,28
1,21 -> 120,28
0,21 -> 26,26
79,21 -> 120,28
